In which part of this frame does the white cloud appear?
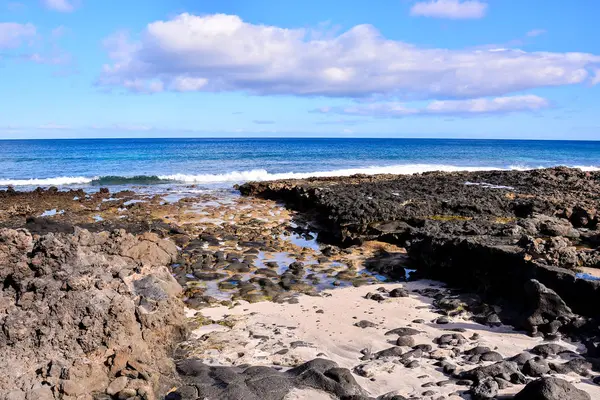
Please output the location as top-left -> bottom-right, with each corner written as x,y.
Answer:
427,95 -> 549,113
592,69 -> 600,86
51,25 -> 67,39
170,76 -> 208,92
90,124 -> 153,131
0,22 -> 72,69
99,13 -> 600,99
27,51 -> 71,65
0,22 -> 36,49
318,95 -> 550,117
410,0 -> 487,20
526,29 -> 547,37
42,0 -> 75,12
38,123 -> 71,130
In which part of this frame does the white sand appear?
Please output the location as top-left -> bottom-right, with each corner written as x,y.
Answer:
185,281 -> 600,399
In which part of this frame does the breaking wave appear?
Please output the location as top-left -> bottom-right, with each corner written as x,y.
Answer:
1,164 -> 598,186
0,176 -> 93,186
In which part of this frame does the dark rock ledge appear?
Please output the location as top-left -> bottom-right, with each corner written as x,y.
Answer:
238,168 -> 600,340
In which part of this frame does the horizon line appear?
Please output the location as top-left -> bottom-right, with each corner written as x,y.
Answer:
1,136 -> 599,142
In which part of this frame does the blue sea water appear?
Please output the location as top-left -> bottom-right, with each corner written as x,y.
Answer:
0,138 -> 598,190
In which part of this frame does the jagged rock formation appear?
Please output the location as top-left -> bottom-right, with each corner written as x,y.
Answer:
0,228 -> 187,399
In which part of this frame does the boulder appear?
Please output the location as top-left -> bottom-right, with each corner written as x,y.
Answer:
470,378 -> 499,399
521,279 -> 574,336
514,377 -> 591,400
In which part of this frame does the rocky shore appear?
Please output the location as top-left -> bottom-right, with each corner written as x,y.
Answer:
238,168 -> 600,331
237,167 -> 600,397
1,167 -> 600,399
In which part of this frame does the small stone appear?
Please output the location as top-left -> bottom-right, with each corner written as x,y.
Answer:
464,346 -> 492,356
413,344 -> 432,352
111,351 -> 129,375
481,351 -> 503,362
366,293 -> 386,301
509,352 -> 533,366
470,377 -> 499,399
430,349 -> 453,360
485,313 -> 502,327
117,388 -> 138,399
385,327 -> 420,336
396,336 -> 416,347
119,368 -> 138,379
354,320 -> 377,328
436,316 -> 450,324
441,362 -> 456,375
61,380 -> 84,396
495,377 -> 511,389
531,343 -> 568,358
290,341 -> 312,349
523,357 -> 550,377
389,288 -> 409,297
107,376 -> 129,396
375,346 -> 404,358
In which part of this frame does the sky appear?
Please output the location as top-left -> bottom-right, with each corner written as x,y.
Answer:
0,0 -> 599,140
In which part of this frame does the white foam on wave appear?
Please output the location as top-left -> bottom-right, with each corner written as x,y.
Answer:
508,165 -> 600,172
0,176 -> 93,186
158,164 -> 503,184
1,164 -> 598,186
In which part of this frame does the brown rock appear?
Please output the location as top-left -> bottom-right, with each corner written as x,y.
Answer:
111,351 -> 130,375
107,376 -> 129,395
61,380 -> 84,396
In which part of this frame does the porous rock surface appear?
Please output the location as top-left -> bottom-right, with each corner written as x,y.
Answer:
514,377 -> 591,400
0,227 -> 187,399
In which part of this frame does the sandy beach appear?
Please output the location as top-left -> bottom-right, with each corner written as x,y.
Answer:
187,281 -> 600,399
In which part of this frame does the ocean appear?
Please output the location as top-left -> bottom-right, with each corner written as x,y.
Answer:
1,138 -> 598,191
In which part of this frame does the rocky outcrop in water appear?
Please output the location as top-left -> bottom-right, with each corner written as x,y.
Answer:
0,227 -> 187,399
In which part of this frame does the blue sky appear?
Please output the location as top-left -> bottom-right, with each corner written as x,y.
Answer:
1,0 -> 599,139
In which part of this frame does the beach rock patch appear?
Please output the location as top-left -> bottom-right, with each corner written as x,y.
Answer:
170,358 -> 369,400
